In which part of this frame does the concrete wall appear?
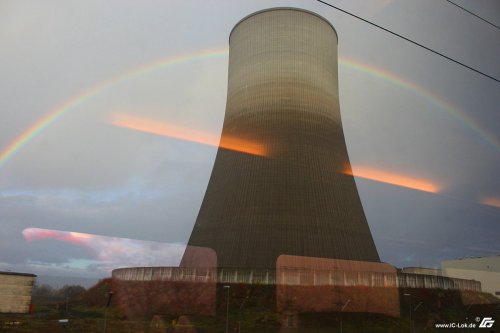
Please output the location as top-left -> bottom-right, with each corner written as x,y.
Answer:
112,267 -> 216,317
112,266 -> 480,291
112,266 -> 482,318
275,256 -> 400,316
397,273 -> 480,291
401,267 -> 442,276
442,256 -> 500,296
0,272 -> 36,313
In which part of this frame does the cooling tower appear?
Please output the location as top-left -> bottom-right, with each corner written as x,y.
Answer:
183,8 -> 380,269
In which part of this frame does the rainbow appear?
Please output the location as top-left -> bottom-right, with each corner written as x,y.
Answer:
0,47 -> 229,167
0,49 -> 497,168
339,57 -> 499,152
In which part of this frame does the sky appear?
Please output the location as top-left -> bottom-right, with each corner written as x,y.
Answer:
0,0 -> 499,282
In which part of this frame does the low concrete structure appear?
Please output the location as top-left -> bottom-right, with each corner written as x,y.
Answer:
0,271 -> 36,313
276,255 -> 400,317
401,267 -> 442,276
112,262 -> 483,320
112,267 -> 216,318
442,256 -> 500,297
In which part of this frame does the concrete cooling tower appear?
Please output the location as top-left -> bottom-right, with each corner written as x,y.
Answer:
183,8 -> 380,269
112,9 -> 483,320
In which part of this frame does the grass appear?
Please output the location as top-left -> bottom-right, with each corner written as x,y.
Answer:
1,285 -> 498,332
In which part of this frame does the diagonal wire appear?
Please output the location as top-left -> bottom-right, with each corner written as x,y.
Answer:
315,0 -> 500,84
445,0 -> 500,30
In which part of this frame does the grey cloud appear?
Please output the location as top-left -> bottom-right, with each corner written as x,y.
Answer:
0,0 -> 498,279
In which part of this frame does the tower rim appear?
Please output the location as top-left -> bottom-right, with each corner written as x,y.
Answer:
229,7 -> 338,43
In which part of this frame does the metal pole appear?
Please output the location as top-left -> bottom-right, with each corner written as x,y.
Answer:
103,308 -> 109,333
340,299 -> 350,333
413,301 -> 423,333
238,296 -> 248,333
224,285 -> 230,333
465,303 -> 472,333
403,293 -> 411,333
102,292 -> 113,333
409,302 -> 412,333
340,312 -> 342,333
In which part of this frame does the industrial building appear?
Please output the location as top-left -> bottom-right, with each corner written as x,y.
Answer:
0,271 -> 36,313
112,8 -> 490,321
182,7 -> 379,270
442,256 -> 500,297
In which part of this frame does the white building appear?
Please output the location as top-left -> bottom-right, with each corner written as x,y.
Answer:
0,271 -> 36,313
441,256 -> 500,297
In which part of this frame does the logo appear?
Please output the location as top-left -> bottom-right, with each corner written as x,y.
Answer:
479,317 -> 495,328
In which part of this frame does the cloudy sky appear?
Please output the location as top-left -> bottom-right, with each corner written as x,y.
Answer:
1,0 -> 499,281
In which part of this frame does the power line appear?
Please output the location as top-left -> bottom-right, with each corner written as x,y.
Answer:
315,0 -> 500,84
445,0 -> 500,30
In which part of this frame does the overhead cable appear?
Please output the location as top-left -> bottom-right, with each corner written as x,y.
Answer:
316,0 -> 500,84
445,0 -> 500,30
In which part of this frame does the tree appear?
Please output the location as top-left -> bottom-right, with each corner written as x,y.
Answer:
58,285 -> 87,300
32,284 -> 55,297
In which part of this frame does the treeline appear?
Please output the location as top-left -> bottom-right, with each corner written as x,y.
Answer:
32,278 -> 113,307
32,284 -> 86,300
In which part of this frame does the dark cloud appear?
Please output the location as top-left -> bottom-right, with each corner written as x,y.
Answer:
359,179 -> 500,267
0,0 -> 498,278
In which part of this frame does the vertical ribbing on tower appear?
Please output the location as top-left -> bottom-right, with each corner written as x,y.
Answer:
182,8 -> 380,269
